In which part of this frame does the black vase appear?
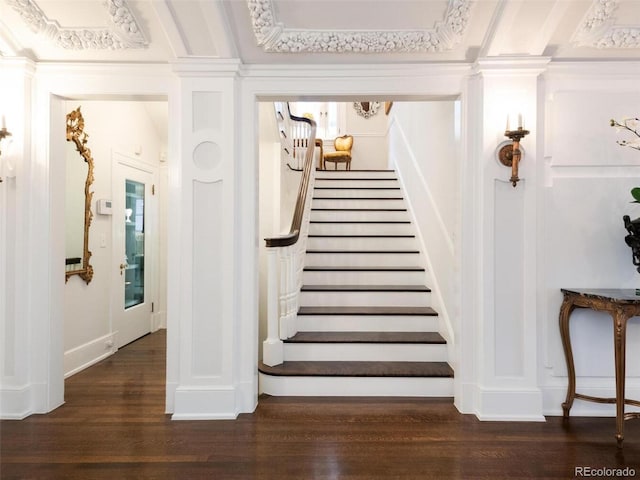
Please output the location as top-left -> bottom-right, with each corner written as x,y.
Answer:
623,215 -> 640,274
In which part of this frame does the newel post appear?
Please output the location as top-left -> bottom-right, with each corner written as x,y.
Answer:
263,247 -> 283,366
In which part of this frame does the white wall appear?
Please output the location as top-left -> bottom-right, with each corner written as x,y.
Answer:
62,100 -> 167,378
292,101 -> 389,171
16,58 -> 640,422
540,67 -> 640,415
342,102 -> 389,170
388,100 -> 460,363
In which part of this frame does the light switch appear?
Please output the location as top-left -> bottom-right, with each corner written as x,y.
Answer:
100,233 -> 107,248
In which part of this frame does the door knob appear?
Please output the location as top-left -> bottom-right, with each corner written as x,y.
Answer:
120,263 -> 127,275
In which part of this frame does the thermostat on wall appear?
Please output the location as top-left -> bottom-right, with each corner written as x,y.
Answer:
97,199 -> 113,215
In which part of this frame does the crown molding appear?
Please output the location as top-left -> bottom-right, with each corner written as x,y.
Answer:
6,0 -> 148,50
572,0 -> 640,48
247,0 -> 472,53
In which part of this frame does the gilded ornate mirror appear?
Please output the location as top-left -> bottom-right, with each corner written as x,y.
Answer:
65,107 -> 94,284
353,101 -> 380,119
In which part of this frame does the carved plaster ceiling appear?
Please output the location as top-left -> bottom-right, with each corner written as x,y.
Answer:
572,0 -> 640,48
247,0 -> 473,53
6,0 -> 147,50
1,0 -> 640,63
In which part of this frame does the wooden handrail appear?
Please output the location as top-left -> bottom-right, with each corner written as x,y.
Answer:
265,106 -> 317,248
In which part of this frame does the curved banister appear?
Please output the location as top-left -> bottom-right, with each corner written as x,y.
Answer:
265,106 -> 317,248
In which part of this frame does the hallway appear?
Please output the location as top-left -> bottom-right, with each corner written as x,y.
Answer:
2,330 -> 640,479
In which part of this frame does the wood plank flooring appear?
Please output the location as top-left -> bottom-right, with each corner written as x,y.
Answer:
3,330 -> 640,479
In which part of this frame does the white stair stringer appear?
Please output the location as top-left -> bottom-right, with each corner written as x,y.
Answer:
259,169 -> 453,398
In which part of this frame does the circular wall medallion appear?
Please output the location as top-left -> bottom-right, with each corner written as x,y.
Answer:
495,140 -> 525,167
498,143 -> 514,166
193,141 -> 221,170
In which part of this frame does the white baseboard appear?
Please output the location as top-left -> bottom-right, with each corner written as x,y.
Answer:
475,386 -> 545,421
171,385 -> 242,420
64,332 -> 117,378
151,310 -> 166,331
0,382 -> 57,419
0,384 -> 32,419
236,380 -> 258,414
454,381 -> 477,414
165,381 -> 177,414
543,385 -> 640,417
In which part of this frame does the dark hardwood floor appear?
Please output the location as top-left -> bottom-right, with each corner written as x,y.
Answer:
2,330 -> 640,479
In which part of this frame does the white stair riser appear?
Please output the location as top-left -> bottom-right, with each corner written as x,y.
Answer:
259,373 -> 453,397
305,252 -> 421,267
309,222 -> 413,235
300,290 -> 430,307
312,199 -> 405,209
314,188 -> 402,198
302,269 -> 427,285
297,314 -> 439,332
316,171 -> 397,180
307,236 -> 417,250
283,343 -> 447,362
315,179 -> 399,188
311,210 -> 409,222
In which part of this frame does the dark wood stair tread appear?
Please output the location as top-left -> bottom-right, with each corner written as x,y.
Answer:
259,361 -> 453,377
285,332 -> 445,344
301,285 -> 430,292
313,197 -> 404,200
298,306 -> 438,316
304,266 -> 425,271
311,208 -> 407,211
315,177 -> 398,181
308,234 -> 415,238
315,187 -> 401,190
310,220 -> 410,224
318,169 -> 395,172
306,249 -> 419,254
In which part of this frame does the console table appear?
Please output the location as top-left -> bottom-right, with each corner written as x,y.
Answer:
559,288 -> 640,447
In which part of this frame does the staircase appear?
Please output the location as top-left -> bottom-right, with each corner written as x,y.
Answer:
259,169 -> 453,397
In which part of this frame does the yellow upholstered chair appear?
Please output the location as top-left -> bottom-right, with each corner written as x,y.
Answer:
323,135 -> 354,170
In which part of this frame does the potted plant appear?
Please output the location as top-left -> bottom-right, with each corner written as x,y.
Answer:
611,118 -> 640,285
623,188 -> 640,276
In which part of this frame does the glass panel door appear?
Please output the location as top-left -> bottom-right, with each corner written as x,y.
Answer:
125,179 -> 145,309
112,156 -> 155,349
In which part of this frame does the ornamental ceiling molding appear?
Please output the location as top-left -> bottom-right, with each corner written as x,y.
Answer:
247,0 -> 472,53
6,0 -> 148,50
572,0 -> 640,48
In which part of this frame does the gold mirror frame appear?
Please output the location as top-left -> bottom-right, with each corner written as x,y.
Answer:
65,107 -> 94,284
353,101 -> 381,119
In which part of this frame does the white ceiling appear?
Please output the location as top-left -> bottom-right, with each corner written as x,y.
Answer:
1,0 -> 639,64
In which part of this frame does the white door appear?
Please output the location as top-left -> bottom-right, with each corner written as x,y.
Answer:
112,157 -> 157,348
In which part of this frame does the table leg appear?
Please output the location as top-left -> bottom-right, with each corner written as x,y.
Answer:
559,296 -> 577,418
613,308 -> 628,448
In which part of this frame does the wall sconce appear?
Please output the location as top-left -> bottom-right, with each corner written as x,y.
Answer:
497,114 -> 529,187
0,115 -> 12,184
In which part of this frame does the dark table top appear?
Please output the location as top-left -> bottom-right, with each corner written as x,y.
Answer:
561,288 -> 640,303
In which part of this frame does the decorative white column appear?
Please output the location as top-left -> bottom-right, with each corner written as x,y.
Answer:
168,59 -> 255,419
465,57 -> 550,421
0,58 -> 60,418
